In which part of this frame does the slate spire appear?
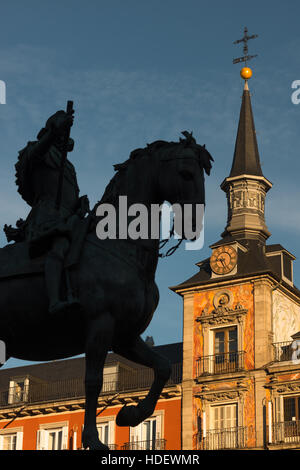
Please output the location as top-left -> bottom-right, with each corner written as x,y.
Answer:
220,79 -> 272,242
229,81 -> 263,178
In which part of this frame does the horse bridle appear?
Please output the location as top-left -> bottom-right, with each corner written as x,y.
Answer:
158,155 -> 202,258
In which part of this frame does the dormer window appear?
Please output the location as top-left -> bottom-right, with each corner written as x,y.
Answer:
265,245 -> 295,286
8,377 -> 29,404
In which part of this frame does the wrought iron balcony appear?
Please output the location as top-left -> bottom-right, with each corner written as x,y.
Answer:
272,420 -> 300,446
272,341 -> 295,363
196,351 -> 245,377
121,439 -> 166,450
199,426 -> 247,450
0,363 -> 182,408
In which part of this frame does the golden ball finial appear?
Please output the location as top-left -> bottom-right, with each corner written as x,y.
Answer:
240,67 -> 252,80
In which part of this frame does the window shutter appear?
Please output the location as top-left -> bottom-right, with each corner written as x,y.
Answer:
155,415 -> 162,439
80,424 -> 84,450
73,430 -> 77,450
36,430 -> 41,450
36,429 -> 46,450
8,381 -> 15,405
130,423 -> 140,442
228,404 -> 237,428
108,420 -> 115,446
62,426 -> 69,450
16,432 -> 23,450
276,396 -> 284,423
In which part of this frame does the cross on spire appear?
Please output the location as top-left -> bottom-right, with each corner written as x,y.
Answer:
233,27 -> 258,66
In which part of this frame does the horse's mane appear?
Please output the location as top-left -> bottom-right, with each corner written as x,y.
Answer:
91,132 -> 213,212
93,140 -> 171,209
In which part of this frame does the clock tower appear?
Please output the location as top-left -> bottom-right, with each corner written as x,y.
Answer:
171,65 -> 300,450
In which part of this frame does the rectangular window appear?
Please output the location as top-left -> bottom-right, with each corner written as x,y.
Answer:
96,418 -> 116,449
208,404 -> 238,449
97,422 -> 110,446
0,431 -> 23,450
102,366 -> 118,393
214,326 -> 238,373
282,253 -> 292,281
37,426 -> 68,450
212,403 -> 237,430
2,434 -> 17,450
130,415 -> 163,450
8,378 -> 29,404
48,429 -> 63,450
283,396 -> 300,439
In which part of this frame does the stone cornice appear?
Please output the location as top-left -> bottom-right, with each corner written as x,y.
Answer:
195,371 -> 248,385
265,361 -> 300,375
172,273 -> 277,295
271,282 -> 300,306
220,174 -> 273,191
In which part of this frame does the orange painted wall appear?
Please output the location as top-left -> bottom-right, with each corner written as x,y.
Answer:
194,283 -> 254,372
155,399 -> 181,450
192,283 -> 255,446
0,398 -> 181,450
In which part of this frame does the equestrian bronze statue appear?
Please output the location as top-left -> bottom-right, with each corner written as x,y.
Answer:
0,104 -> 213,450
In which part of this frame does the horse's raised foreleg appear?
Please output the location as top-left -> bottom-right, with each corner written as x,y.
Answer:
82,313 -> 115,450
114,336 -> 171,427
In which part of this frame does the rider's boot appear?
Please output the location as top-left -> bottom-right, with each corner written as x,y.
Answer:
45,250 -> 80,315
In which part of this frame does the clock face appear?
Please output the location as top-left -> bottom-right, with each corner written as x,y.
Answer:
210,245 -> 237,275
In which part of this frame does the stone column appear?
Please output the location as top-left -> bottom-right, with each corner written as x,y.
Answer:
253,278 -> 273,368
253,370 -> 267,447
181,291 -> 195,450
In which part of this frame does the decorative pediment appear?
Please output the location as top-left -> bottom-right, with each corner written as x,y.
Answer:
196,302 -> 247,327
196,381 -> 248,403
200,391 -> 240,402
266,380 -> 300,395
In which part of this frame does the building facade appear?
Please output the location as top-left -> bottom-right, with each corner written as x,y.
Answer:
0,343 -> 182,450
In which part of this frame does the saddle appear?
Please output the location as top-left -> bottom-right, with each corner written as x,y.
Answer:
0,216 -> 91,281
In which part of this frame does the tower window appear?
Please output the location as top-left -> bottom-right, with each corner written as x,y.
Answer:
213,326 -> 238,373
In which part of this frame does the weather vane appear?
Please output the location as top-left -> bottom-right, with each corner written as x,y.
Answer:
233,27 -> 258,81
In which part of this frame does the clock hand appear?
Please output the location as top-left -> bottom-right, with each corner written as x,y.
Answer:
219,257 -> 226,267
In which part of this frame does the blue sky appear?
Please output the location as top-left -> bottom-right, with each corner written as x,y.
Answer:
1,0 -> 300,368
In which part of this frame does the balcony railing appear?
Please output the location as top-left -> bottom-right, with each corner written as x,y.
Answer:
199,426 -> 247,450
273,341 -> 294,362
121,439 -> 166,450
196,351 -> 245,377
0,363 -> 182,408
272,420 -> 300,445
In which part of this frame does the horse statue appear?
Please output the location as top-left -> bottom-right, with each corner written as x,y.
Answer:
0,128 -> 213,450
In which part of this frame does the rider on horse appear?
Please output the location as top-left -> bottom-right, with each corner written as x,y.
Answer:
13,108 -> 89,315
